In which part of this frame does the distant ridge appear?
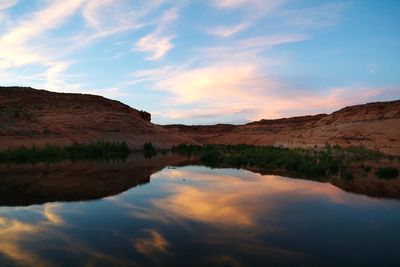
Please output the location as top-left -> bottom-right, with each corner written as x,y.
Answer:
165,100 -> 400,155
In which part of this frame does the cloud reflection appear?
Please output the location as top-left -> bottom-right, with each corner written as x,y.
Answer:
133,230 -> 169,256
0,165 -> 391,266
148,168 -> 356,227
0,204 -> 134,267
0,217 -> 52,267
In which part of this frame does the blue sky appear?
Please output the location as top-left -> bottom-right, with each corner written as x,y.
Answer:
0,0 -> 399,124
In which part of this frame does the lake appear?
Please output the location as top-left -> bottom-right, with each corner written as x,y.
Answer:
0,155 -> 399,267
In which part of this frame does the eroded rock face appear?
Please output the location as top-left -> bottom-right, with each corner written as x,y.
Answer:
0,87 -> 195,149
165,101 -> 400,155
139,110 -> 151,122
1,87 -> 399,155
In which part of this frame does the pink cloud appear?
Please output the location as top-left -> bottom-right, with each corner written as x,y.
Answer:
139,59 -> 390,123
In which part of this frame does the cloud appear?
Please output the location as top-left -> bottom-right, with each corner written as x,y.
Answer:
0,0 -> 18,11
214,0 -> 249,8
154,63 -> 267,104
134,7 -> 179,60
133,54 -> 389,123
81,0 -> 160,32
0,0 -> 78,65
207,1 -> 347,39
1,0 -> 395,124
278,2 -> 349,29
203,34 -> 308,58
0,0 -> 88,91
213,0 -> 283,10
83,0 -> 115,30
124,0 -> 358,124
2,0 -> 84,46
208,0 -> 285,37
207,21 -> 252,37
0,0 -> 166,92
129,34 -> 313,122
135,34 -> 175,60
0,0 -> 87,92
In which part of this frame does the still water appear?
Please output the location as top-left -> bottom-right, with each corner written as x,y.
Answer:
0,160 -> 399,266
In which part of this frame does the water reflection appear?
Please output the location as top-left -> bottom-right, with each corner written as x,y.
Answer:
134,230 -> 169,256
150,168 -> 361,227
0,154 -> 195,206
0,163 -> 399,266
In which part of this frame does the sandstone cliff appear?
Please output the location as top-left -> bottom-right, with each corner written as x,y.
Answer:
1,87 -> 399,155
0,86 -> 194,149
165,101 -> 400,155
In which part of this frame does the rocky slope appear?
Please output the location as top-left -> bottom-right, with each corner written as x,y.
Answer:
0,86 -> 194,150
166,101 -> 400,155
1,86 -> 399,155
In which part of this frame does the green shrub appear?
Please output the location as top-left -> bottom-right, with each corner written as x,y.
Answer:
144,142 -> 154,151
170,144 -> 385,180
0,141 -> 130,163
377,167 -> 399,179
364,165 -> 372,173
341,169 -> 354,180
143,142 -> 157,158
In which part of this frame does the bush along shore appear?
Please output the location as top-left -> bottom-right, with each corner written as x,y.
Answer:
0,141 -> 130,163
1,142 -> 398,180
171,144 -> 399,180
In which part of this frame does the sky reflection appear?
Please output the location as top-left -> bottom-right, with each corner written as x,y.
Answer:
0,166 -> 399,266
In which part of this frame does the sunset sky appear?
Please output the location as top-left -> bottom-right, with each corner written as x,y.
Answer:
0,0 -> 399,124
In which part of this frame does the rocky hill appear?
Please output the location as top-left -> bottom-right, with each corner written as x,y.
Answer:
0,86 -> 193,150
166,101 -> 400,155
1,86 -> 399,155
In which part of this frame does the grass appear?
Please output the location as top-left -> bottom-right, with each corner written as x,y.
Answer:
2,142 -> 397,180
172,144 -> 395,180
0,141 -> 130,163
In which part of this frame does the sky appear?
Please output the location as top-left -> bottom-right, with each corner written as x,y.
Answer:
0,0 -> 399,124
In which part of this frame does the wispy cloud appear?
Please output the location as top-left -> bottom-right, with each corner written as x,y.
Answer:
0,0 -> 86,90
128,33 -> 306,121
155,82 -> 387,123
278,2 -> 349,29
0,0 -> 18,11
134,7 -> 179,60
208,0 -> 286,37
2,0 -> 83,46
0,0 -> 167,91
135,34 -> 175,61
1,0 -> 397,124
202,34 -> 308,60
207,21 -> 252,37
130,29 -> 392,123
213,0 -> 284,10
213,0 -> 249,9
